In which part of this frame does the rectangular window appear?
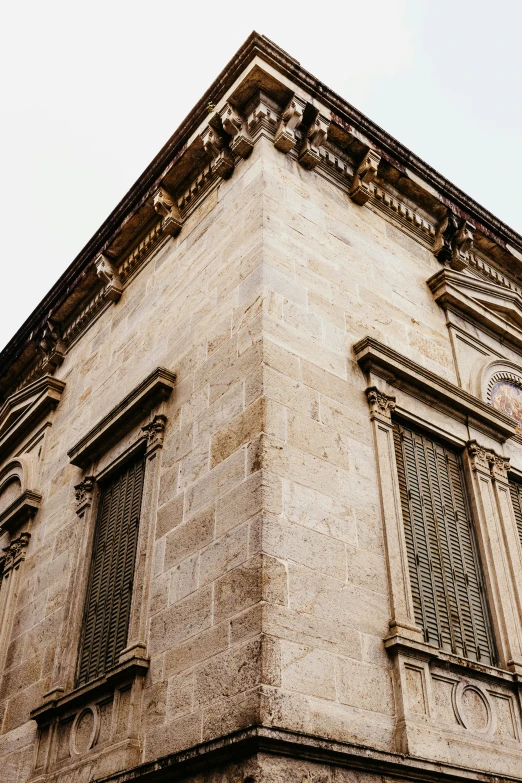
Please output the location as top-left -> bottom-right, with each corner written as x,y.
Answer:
77,454 -> 145,686
393,422 -> 495,665
508,478 -> 522,550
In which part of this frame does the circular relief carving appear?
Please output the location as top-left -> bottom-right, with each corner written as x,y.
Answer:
453,680 -> 495,735
70,705 -> 100,756
489,373 -> 522,429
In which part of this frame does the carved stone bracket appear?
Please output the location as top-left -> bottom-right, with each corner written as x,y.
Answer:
38,320 -> 66,374
467,440 -> 510,480
2,531 -> 31,576
95,255 -> 123,302
366,386 -> 396,423
74,476 -> 96,515
434,211 -> 475,270
273,95 -> 305,153
201,125 -> 235,180
152,186 -> 183,238
299,112 -> 330,171
350,148 -> 381,205
219,104 -> 253,159
141,413 -> 167,454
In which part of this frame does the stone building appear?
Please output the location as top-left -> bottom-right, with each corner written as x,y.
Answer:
1,29 -> 522,783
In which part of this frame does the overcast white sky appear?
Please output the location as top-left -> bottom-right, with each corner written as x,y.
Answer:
1,1 -> 521,352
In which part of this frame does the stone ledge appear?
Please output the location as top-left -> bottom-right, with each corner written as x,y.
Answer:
94,725 -> 522,783
31,654 -> 149,723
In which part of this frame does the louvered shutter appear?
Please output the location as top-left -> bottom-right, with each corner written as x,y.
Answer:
77,455 -> 145,686
393,422 -> 495,666
509,479 -> 522,551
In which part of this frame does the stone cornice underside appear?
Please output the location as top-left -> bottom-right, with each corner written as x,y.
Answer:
2,31 -> 522,401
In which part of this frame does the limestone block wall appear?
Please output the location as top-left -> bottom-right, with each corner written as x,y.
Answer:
1,106 -> 522,783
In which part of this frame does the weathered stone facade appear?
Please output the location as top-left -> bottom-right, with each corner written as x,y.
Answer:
1,30 -> 522,783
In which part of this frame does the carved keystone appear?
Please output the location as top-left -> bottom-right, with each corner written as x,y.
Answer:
153,186 -> 183,238
299,112 -> 330,170
95,254 -> 123,302
201,126 -> 235,180
273,95 -> 305,153
350,149 -> 381,205
220,104 -> 253,159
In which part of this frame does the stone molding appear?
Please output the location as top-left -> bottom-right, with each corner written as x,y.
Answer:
68,367 -> 175,468
429,267 -> 522,354
354,336 -> 517,441
0,374 -> 65,462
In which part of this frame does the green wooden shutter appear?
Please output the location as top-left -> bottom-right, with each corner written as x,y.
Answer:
77,455 -> 145,685
509,478 -> 522,550
393,422 -> 495,665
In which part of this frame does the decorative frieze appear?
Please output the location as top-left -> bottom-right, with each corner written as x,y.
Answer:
350,149 -> 381,205
152,186 -> 183,238
95,255 -> 123,302
370,184 -> 437,241
2,531 -> 31,576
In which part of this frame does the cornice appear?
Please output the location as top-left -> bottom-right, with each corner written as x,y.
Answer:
2,32 -> 522,401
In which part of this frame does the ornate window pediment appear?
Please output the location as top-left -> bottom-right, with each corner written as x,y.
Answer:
0,457 -> 41,533
428,268 -> 522,348
0,374 -> 65,462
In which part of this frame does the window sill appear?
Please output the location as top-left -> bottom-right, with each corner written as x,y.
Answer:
31,653 -> 149,723
384,633 -> 517,684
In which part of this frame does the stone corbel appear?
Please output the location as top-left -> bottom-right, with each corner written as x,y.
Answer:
201,125 -> 235,180
350,148 -> 381,205
152,186 -> 183,238
219,103 -> 253,159
434,210 -> 475,270
273,95 -> 306,153
38,320 -> 65,374
95,254 -> 123,302
299,111 -> 330,171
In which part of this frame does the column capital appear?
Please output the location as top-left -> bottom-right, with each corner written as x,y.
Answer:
2,532 -> 31,576
74,476 -> 96,515
366,386 -> 396,423
467,440 -> 510,479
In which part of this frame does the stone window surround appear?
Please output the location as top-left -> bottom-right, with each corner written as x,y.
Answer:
31,367 -> 175,741
355,335 -> 522,682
